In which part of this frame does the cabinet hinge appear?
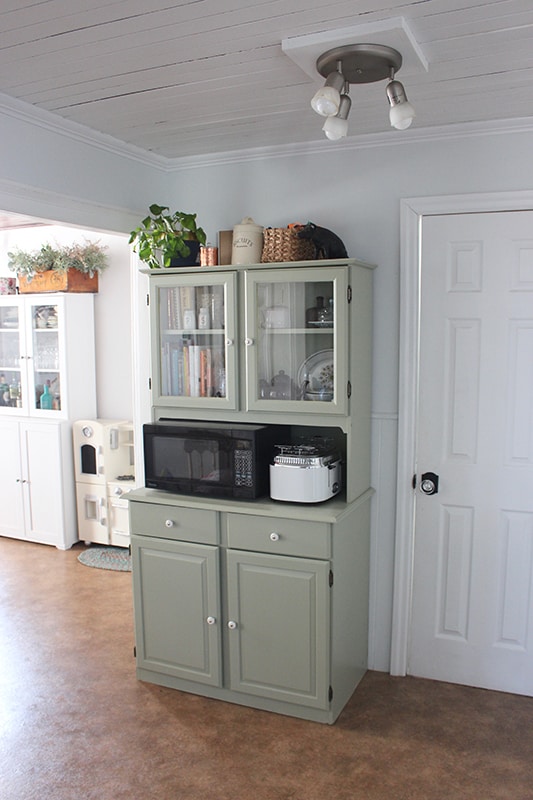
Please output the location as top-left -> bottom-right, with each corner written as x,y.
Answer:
128,544 -> 132,556
146,293 -> 150,306
347,285 -> 352,303
148,377 -> 152,391
347,381 -> 352,398
412,474 -> 417,490
133,645 -> 137,658
329,685 -> 334,702
329,569 -> 334,587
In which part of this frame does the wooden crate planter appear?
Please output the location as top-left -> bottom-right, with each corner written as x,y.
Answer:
18,269 -> 98,294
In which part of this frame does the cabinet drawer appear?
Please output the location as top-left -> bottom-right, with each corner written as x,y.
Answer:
225,513 -> 330,559
129,501 -> 218,545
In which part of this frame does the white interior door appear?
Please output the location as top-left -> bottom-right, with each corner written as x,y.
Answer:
409,210 -> 533,695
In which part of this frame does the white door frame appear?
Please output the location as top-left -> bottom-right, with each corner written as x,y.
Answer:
390,189 -> 533,676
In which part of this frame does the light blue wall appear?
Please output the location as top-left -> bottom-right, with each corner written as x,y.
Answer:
2,96 -> 533,670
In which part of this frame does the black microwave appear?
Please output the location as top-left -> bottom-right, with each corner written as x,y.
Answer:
143,420 -> 284,499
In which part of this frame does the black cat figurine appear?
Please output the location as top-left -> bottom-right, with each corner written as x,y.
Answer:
297,222 -> 348,259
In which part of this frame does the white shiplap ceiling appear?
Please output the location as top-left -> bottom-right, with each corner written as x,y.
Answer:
1,0 -> 533,161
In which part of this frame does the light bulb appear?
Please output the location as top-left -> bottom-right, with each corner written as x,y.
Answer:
311,86 -> 341,116
322,115 -> 349,140
322,93 -> 351,140
310,69 -> 345,117
389,102 -> 415,130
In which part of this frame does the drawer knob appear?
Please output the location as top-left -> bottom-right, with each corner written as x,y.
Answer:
227,620 -> 238,630
270,532 -> 280,542
165,519 -> 174,528
206,616 -> 216,626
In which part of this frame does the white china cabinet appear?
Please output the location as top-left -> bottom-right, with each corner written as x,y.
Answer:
0,294 -> 96,549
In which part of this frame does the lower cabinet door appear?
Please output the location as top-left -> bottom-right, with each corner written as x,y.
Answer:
226,549 -> 330,709
0,419 -> 24,539
132,535 -> 222,686
22,421 -> 64,547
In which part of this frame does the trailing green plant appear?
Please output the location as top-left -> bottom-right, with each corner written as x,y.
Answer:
129,203 -> 207,268
8,240 -> 109,281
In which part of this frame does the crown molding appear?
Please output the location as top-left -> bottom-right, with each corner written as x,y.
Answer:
0,92 -> 169,172
167,116 -> 533,171
2,91 -> 533,174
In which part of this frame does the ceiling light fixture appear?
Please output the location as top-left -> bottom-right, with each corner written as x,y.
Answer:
311,43 -> 415,140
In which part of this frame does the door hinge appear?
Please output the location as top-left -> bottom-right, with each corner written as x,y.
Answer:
146,293 -> 150,306
148,377 -> 152,390
412,474 -> 417,490
347,381 -> 352,398
329,569 -> 334,587
347,285 -> 352,303
329,685 -> 333,702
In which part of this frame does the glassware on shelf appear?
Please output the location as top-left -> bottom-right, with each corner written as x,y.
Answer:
305,296 -> 324,327
0,374 -> 9,405
317,297 -> 334,326
198,306 -> 211,330
40,380 -> 53,410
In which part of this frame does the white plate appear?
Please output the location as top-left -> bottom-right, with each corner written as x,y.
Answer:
298,349 -> 334,392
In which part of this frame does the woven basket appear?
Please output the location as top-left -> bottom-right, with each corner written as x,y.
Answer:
261,228 -> 315,263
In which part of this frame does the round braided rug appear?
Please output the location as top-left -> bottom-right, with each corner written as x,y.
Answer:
77,546 -> 131,572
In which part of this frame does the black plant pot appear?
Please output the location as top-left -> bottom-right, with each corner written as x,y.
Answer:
169,240 -> 201,267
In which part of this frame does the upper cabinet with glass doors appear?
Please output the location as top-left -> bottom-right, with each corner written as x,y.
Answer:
244,266 -> 348,415
0,294 -> 96,420
150,272 -> 238,410
148,260 -> 374,420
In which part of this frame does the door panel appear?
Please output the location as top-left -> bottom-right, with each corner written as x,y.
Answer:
0,420 -> 24,538
226,549 -> 330,708
132,536 -> 222,686
23,422 -> 63,545
409,211 -> 533,695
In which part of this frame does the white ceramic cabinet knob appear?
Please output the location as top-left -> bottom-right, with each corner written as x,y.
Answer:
165,519 -> 174,528
270,532 -> 280,542
206,616 -> 216,626
227,620 -> 238,630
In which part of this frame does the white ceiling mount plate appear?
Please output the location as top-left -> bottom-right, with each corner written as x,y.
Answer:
282,17 -> 428,83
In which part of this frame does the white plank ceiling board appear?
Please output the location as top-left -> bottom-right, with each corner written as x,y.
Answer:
0,0 -> 532,159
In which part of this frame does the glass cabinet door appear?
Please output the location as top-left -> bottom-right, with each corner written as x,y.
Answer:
151,272 -> 238,410
27,300 -> 61,413
244,266 -> 348,415
0,299 -> 23,412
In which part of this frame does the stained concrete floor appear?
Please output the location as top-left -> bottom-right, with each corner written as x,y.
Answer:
1,535 -> 532,800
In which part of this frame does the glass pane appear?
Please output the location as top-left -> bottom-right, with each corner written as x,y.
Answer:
32,304 -> 61,411
256,279 -> 335,403
0,305 -> 21,408
158,284 -> 226,398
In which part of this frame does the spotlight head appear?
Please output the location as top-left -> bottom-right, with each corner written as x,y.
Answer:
386,79 -> 415,130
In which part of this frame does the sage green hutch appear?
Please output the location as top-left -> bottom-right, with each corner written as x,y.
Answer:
128,257 -> 375,724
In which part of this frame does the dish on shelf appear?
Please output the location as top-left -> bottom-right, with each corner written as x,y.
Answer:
297,349 -> 334,393
306,320 -> 333,328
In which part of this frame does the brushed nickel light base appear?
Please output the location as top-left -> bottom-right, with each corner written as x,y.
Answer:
316,43 -> 402,84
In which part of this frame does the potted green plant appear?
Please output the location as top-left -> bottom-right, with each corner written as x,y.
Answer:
8,240 -> 109,293
129,204 -> 207,268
